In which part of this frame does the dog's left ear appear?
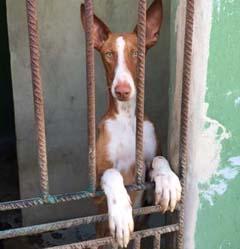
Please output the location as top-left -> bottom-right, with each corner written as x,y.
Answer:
134,0 -> 163,49
81,4 -> 110,51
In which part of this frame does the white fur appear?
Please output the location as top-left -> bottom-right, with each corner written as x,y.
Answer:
111,37 -> 136,99
101,36 -> 180,249
101,169 -> 134,248
106,112 -> 157,172
151,156 -> 182,212
103,104 -> 157,242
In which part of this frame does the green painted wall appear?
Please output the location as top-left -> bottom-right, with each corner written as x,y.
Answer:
169,1 -> 240,248
196,1 -> 240,248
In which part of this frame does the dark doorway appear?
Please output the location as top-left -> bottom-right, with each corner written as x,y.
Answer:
0,1 -> 21,246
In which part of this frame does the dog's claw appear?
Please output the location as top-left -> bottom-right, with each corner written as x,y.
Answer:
109,200 -> 133,248
102,169 -> 134,248
151,156 -> 182,213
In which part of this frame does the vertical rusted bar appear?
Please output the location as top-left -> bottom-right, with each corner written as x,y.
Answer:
178,0 -> 195,248
111,242 -> 119,249
153,234 -> 161,249
84,0 -> 96,192
133,236 -> 141,249
136,0 -> 147,184
26,0 -> 49,199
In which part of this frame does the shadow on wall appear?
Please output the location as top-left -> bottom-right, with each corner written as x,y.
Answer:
0,0 -> 19,205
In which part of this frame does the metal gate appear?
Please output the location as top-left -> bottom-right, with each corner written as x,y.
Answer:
0,0 -> 194,248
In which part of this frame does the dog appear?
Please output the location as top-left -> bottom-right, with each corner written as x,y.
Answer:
81,0 -> 181,247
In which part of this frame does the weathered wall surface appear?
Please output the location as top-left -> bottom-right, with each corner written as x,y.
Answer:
7,0 -> 171,224
169,0 -> 240,248
195,1 -> 240,248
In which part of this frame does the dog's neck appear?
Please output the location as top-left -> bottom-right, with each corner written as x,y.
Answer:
116,97 -> 136,118
107,89 -> 136,120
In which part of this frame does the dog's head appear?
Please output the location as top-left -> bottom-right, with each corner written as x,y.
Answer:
81,0 -> 163,102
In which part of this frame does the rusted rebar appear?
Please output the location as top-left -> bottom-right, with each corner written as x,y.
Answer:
0,205 -> 177,240
178,0 -> 195,248
136,0 -> 147,184
133,236 -> 141,249
0,182 -> 156,211
153,234 -> 161,249
45,224 -> 179,249
84,0 -> 96,192
26,0 -> 49,199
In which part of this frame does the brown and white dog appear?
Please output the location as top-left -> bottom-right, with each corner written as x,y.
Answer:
81,0 -> 181,247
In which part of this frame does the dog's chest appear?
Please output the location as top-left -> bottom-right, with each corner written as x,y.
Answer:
106,114 -> 136,171
106,114 -> 157,172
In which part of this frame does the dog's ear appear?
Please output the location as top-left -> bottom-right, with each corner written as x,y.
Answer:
81,4 -> 110,51
134,0 -> 163,49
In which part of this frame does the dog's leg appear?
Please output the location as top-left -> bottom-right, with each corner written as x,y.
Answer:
150,156 -> 182,213
101,169 -> 134,248
93,196 -> 111,249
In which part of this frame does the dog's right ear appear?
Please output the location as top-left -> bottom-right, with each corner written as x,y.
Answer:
134,0 -> 163,49
81,4 -> 110,51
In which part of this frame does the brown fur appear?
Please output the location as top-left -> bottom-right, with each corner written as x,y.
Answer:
81,0 -> 163,241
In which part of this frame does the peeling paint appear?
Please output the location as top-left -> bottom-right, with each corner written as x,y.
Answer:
200,159 -> 239,206
219,240 -> 232,249
195,105 -> 231,182
234,97 -> 240,107
201,181 -> 227,206
228,156 -> 240,166
217,166 -> 239,179
226,91 -> 232,96
216,0 -> 221,14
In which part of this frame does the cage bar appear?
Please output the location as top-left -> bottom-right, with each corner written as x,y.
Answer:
153,234 -> 161,249
136,0 -> 147,184
0,206 -> 177,240
84,0 -> 97,192
133,236 -> 141,249
0,182 -> 155,211
45,225 -> 179,249
26,0 -> 49,199
177,0 -> 195,248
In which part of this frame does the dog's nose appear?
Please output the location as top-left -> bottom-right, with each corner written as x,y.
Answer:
115,83 -> 131,99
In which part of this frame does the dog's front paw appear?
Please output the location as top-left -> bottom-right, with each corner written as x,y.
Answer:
101,169 -> 134,248
108,191 -> 134,248
108,199 -> 134,248
151,156 -> 182,213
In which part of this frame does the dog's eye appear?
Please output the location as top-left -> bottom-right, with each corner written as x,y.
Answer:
131,50 -> 138,57
105,51 -> 113,58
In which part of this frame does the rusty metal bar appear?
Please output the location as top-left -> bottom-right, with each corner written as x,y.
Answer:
0,205 -> 177,240
111,242 -> 119,249
153,234 -> 161,249
0,197 -> 44,211
26,0 -> 49,198
0,182 -> 155,211
84,0 -> 97,193
133,236 -> 141,249
136,0 -> 147,184
177,0 -> 195,248
45,224 -> 179,249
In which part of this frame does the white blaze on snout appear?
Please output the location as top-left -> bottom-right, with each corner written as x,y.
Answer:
111,37 -> 136,99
